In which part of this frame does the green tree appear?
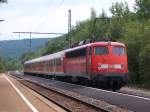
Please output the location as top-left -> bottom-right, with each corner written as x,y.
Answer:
20,52 -> 38,64
139,43 -> 150,87
0,56 -> 5,73
110,1 -> 130,21
5,58 -> 22,71
135,0 -> 150,20
43,37 -> 68,55
109,2 -> 130,40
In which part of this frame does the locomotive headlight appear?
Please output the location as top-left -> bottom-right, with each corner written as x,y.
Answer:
98,64 -> 109,69
113,64 -> 123,69
98,64 -> 123,70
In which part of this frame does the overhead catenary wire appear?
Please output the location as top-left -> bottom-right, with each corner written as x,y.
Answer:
13,31 -> 65,50
33,0 -> 65,31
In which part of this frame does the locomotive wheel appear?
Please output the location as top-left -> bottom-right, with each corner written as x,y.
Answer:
112,81 -> 121,91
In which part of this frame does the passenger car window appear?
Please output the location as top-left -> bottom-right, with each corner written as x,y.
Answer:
94,46 -> 108,55
113,46 -> 125,55
66,48 -> 86,58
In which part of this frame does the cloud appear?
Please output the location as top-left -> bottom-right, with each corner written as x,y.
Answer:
0,0 -> 135,40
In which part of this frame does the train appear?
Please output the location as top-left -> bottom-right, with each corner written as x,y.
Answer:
24,41 -> 129,90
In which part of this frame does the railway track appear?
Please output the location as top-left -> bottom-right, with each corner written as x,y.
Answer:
20,79 -> 105,112
9,72 -> 120,112
9,71 -> 150,112
15,72 -> 150,100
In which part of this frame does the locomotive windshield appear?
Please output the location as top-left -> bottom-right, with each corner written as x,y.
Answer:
94,46 -> 108,55
113,46 -> 125,55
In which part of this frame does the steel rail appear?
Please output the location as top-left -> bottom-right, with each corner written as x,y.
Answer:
10,73 -> 109,112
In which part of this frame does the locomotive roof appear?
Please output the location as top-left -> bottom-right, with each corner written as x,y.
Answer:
65,41 -> 125,52
24,41 -> 125,64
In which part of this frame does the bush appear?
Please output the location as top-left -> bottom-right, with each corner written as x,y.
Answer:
139,43 -> 150,87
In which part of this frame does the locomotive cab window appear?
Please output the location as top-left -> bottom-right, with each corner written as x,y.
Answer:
113,46 -> 125,55
94,46 -> 108,55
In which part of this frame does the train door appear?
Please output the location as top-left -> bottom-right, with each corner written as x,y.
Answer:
109,45 -> 128,73
86,46 -> 92,75
53,59 -> 56,76
91,45 -> 109,74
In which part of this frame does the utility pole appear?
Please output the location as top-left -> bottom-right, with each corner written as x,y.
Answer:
68,9 -> 72,47
29,32 -> 31,48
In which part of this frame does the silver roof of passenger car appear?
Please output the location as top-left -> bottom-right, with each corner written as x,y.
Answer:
24,51 -> 65,64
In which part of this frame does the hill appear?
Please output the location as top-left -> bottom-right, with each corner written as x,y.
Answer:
0,38 -> 50,60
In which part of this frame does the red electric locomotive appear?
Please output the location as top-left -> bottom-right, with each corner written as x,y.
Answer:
24,41 -> 128,90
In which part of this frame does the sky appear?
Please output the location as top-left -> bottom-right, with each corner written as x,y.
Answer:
0,0 -> 135,41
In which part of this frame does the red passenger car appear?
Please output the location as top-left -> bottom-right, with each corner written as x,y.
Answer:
24,41 -> 128,90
